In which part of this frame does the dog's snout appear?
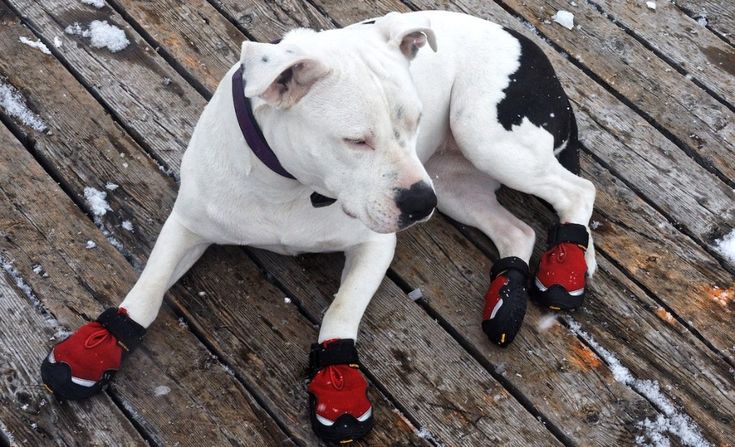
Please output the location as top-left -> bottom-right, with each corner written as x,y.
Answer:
395,181 -> 437,227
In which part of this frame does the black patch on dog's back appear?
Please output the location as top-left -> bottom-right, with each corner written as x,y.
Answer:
496,28 -> 575,155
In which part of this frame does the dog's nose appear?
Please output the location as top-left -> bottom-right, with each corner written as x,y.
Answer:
395,181 -> 437,227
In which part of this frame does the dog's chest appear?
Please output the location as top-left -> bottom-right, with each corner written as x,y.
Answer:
190,193 -> 374,255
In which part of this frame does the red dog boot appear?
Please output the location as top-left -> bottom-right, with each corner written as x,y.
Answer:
307,339 -> 373,443
534,223 -> 589,310
41,307 -> 146,400
482,256 -> 529,347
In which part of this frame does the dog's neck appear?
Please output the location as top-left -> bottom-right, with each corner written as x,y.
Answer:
232,64 -> 336,208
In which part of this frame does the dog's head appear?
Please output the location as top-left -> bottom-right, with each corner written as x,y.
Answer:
239,12 -> 438,234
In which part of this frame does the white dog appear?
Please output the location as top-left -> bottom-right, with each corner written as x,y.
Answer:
42,10 -> 596,442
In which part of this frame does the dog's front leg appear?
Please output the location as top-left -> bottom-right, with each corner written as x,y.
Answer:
307,233 -> 396,442
41,212 -> 210,400
319,233 -> 396,342
119,213 -> 210,327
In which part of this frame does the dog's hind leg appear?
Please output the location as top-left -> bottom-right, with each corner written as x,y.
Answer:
307,233 -> 395,441
41,212 -> 210,400
450,105 -> 596,312
426,150 -> 534,346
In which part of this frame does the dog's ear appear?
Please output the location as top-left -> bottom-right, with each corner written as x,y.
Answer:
240,41 -> 330,108
378,12 -> 437,60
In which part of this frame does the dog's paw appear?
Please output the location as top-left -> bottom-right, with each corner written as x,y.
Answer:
482,256 -> 529,347
307,339 -> 374,443
41,307 -> 145,400
533,223 -> 589,311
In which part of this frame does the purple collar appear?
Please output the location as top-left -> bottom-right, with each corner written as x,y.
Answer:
232,64 -> 336,207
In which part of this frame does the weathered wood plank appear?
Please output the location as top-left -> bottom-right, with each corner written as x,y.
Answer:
495,0 -> 735,182
3,2 -> 567,444
0,11 -> 425,446
392,193 -> 735,444
208,0 -> 334,40
590,0 -> 735,105
8,0 -> 203,172
251,249 -> 564,445
675,0 -> 735,45
0,127 -> 146,447
0,123 -> 291,446
107,0 -> 244,91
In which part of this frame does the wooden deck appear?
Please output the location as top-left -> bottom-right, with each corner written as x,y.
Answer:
0,0 -> 733,445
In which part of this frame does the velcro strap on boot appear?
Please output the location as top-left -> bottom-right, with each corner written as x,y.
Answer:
548,223 -> 589,249
96,308 -> 146,352
309,339 -> 360,374
490,256 -> 530,281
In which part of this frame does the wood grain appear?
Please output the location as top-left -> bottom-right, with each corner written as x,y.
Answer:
209,0 -> 334,39
391,198 -> 735,444
675,0 -> 735,45
591,0 -> 735,105
0,8 -> 426,446
0,122 -> 291,446
0,126 -> 146,447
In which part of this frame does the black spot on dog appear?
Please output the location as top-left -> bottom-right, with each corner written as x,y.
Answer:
496,28 -> 576,155
261,55 -> 269,63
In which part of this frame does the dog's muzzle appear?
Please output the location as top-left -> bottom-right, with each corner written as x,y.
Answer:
395,181 -> 437,229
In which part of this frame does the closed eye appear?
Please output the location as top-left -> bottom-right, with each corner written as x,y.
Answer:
343,137 -> 374,150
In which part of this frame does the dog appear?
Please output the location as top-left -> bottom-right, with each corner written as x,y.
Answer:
41,10 -> 596,443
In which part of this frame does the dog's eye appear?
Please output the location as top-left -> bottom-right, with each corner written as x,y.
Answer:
343,138 -> 371,149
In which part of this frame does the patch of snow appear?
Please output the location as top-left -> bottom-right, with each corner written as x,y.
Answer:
84,187 -> 112,216
220,363 -> 236,376
696,16 -> 708,27
177,317 -> 188,329
1,255 -> 68,333
714,229 -> 735,264
0,80 -> 48,132
416,427 -> 439,443
536,313 -> 557,332
198,291 -> 206,297
0,419 -> 15,445
105,182 -> 119,191
121,220 -> 133,232
153,385 -> 170,397
32,263 -> 43,275
567,319 -> 711,447
65,20 -> 129,53
54,36 -> 62,48
590,220 -> 602,230
19,36 -> 50,55
85,240 -> 97,249
407,288 -> 423,301
88,21 -> 129,53
80,0 -> 105,8
283,297 -> 291,304
553,10 -> 575,30
51,327 -> 71,342
646,1 -> 656,10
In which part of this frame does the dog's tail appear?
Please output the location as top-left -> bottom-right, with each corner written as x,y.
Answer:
557,108 -> 580,175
